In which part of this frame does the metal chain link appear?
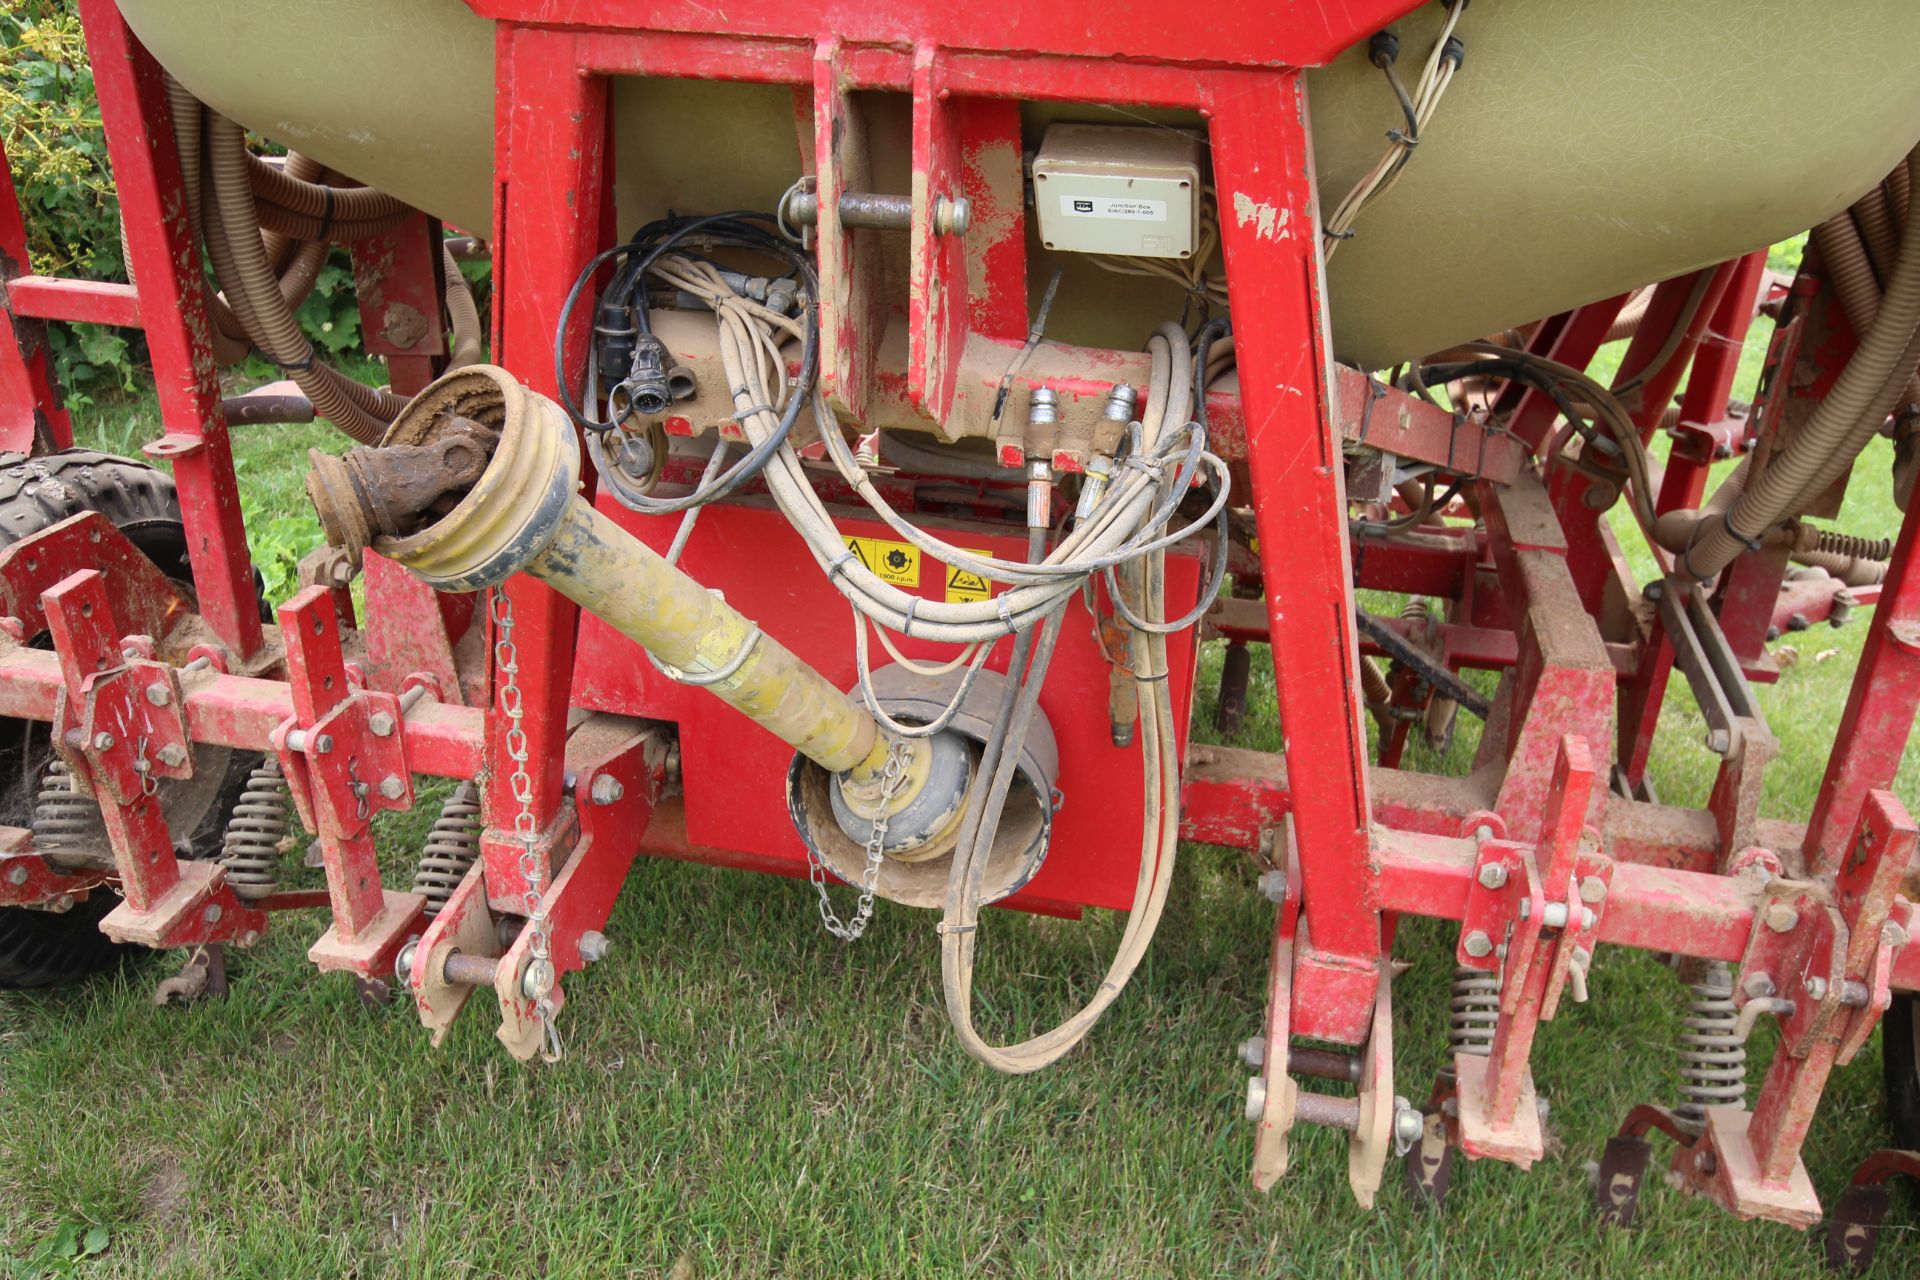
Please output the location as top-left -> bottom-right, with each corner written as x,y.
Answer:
807,738 -> 912,942
492,588 -> 562,1061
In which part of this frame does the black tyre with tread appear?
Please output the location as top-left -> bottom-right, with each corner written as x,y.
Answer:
0,449 -> 257,988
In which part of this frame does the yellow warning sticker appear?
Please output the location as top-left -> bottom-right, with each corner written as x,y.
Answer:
844,536 -> 921,587
944,549 -> 992,603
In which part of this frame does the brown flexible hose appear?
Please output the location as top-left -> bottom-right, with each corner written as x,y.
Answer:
443,245 -> 485,368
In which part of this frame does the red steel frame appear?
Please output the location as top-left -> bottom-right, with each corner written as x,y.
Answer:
1,0 -> 1918,1231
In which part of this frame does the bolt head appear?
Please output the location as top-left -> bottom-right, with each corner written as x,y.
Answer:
239,930 -> 261,947
313,734 -> 334,755
1244,1076 -> 1267,1123
368,712 -> 396,738
5,864 -> 26,886
1238,1035 -> 1266,1069
49,894 -> 72,913
1541,902 -> 1570,929
1392,1103 -> 1424,1156
378,775 -> 405,801
1763,902 -> 1799,934
91,732 -> 114,751
1256,869 -> 1289,904
589,775 -> 624,807
1884,921 -> 1909,949
157,743 -> 187,768
1463,930 -> 1494,958
1580,907 -> 1596,931
1742,972 -> 1776,999
394,940 -> 419,985
145,683 -> 171,706
1477,863 -> 1508,890
203,902 -> 223,924
578,930 -> 612,964
1579,876 -> 1608,904
1804,975 -> 1829,1002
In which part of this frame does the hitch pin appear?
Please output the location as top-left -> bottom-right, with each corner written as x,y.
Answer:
285,683 -> 430,754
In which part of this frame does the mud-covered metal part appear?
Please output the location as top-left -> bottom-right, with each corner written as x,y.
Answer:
784,188 -> 969,236
218,757 -> 291,900
304,414 -> 500,562
410,780 -> 482,917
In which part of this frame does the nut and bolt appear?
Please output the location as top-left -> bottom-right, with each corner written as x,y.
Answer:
157,743 -> 187,768
1463,930 -> 1494,959
239,930 -> 261,947
1245,1076 -> 1268,1122
578,930 -> 612,964
1742,972 -> 1776,1000
203,903 -> 223,924
589,775 -> 625,807
1804,975 -> 1829,1002
932,194 -> 971,237
145,683 -> 171,707
5,864 -> 26,886
1885,921 -> 1910,949
1392,1100 -> 1424,1156
1477,863 -> 1508,890
91,732 -> 114,751
312,734 -> 335,755
1238,1036 -> 1266,1069
378,775 -> 406,801
368,712 -> 396,737
1763,902 -> 1799,934
1256,869 -> 1289,904
1541,902 -> 1570,930
1579,876 -> 1608,904
48,894 -> 72,913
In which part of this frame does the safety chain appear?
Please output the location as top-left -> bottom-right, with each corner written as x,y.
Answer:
808,737 -> 913,942
492,588 -> 562,1061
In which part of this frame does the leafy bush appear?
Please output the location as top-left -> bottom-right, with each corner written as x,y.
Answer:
3,2 -> 371,403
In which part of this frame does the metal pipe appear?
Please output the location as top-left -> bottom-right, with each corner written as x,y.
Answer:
441,950 -> 499,988
784,190 -> 970,236
1293,1090 -> 1361,1132
1290,1046 -> 1363,1085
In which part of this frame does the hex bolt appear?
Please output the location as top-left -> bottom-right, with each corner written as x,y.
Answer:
368,712 -> 396,738
1579,907 -> 1596,931
5,864 -> 26,886
145,683 -> 171,707
1477,863 -> 1508,891
239,930 -> 261,947
1763,902 -> 1799,933
1804,975 -> 1829,1002
578,930 -> 612,964
91,732 -> 114,751
1245,1076 -> 1267,1122
590,775 -> 624,807
312,734 -> 334,755
156,743 -> 187,768
377,775 -> 405,801
1463,930 -> 1494,958
1541,902 -> 1570,929
1579,876 -> 1608,904
1238,1036 -> 1266,1069
1518,899 -> 1531,921
1256,869 -> 1289,904
1884,921 -> 1910,949
1742,972 -> 1776,999
203,903 -> 223,924
1473,824 -> 1496,842
49,894 -> 72,913
1392,1101 -> 1424,1156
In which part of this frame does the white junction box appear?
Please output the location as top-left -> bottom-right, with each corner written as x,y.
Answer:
1031,124 -> 1203,260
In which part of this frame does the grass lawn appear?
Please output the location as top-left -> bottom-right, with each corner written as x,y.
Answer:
0,321 -> 1916,1277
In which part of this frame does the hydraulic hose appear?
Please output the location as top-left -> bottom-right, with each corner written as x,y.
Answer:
1674,146 -> 1920,580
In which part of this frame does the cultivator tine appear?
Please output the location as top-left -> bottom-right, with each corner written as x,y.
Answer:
41,569 -> 266,951
272,586 -> 426,982
1823,1150 -> 1920,1273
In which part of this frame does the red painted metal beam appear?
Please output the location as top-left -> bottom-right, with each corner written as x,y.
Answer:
4,276 -> 142,329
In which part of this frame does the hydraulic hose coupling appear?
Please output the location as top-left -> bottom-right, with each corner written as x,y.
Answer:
1026,387 -> 1058,529
1076,383 -> 1137,521
301,364 -> 959,850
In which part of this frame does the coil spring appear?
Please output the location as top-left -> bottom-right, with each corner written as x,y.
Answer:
411,781 -> 482,917
220,758 -> 291,900
32,759 -> 101,865
1401,597 -> 1435,626
1449,965 -> 1499,1056
1676,962 -> 1746,1127
1812,529 -> 1893,562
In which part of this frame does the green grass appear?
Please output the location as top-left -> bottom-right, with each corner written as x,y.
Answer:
0,337 -> 1915,1278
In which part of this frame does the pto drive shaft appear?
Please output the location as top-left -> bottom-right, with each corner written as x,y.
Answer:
305,365 -> 969,851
